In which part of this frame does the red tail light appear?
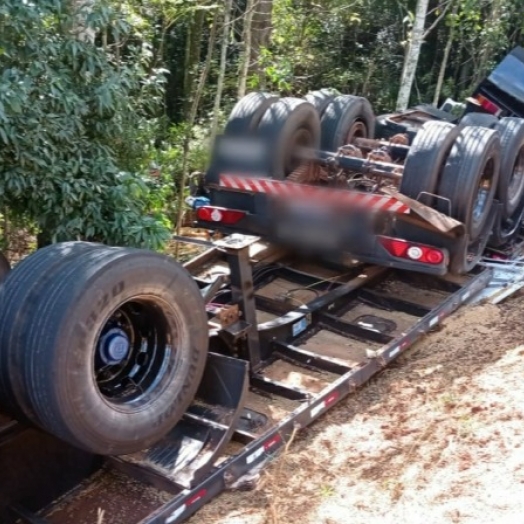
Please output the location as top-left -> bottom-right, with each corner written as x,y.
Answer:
196,206 -> 247,225
378,236 -> 446,266
472,95 -> 502,116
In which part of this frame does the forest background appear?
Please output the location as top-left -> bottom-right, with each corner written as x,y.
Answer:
0,0 -> 521,253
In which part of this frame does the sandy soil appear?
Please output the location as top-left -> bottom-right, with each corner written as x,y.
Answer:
188,296 -> 524,524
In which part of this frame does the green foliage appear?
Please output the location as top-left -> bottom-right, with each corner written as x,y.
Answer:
0,0 -> 170,249
2,0 -> 523,256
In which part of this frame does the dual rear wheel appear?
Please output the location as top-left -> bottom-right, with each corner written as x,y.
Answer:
400,116 -> 524,248
224,89 -> 375,179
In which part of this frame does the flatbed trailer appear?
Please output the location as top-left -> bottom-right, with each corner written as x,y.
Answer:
2,232 -> 522,524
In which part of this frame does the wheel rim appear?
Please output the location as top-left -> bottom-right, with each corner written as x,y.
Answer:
507,146 -> 524,211
94,297 -> 180,407
345,121 -> 367,145
472,157 -> 495,230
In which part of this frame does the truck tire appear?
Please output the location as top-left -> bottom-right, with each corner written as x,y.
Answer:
224,92 -> 279,135
437,126 -> 500,241
494,118 -> 524,219
304,88 -> 340,117
459,112 -> 498,129
375,113 -> 409,141
400,121 -> 460,203
258,97 -> 321,179
0,243 -> 208,455
321,95 -> 375,151
0,252 -> 10,284
0,242 -> 100,419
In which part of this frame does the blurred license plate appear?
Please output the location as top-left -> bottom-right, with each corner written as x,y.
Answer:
274,201 -> 341,250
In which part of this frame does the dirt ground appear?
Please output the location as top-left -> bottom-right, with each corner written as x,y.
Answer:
189,295 -> 524,524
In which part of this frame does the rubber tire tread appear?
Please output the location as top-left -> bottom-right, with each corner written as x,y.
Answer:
304,88 -> 339,117
224,92 -> 279,135
459,112 -> 499,129
258,97 -> 321,179
400,121 -> 460,201
437,126 -> 501,240
320,95 -> 375,151
0,242 -> 100,420
0,243 -> 208,455
494,117 -> 524,218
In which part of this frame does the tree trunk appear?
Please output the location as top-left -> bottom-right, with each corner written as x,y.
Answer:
238,0 -> 255,98
249,0 -> 273,87
433,4 -> 457,106
473,1 -> 503,86
175,13 -> 219,256
396,0 -> 430,111
70,0 -> 95,43
183,9 -> 206,119
211,0 -> 234,143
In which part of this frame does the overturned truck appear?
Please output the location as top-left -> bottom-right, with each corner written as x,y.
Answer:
1,47 -> 524,523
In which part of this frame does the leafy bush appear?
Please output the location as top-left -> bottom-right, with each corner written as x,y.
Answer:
0,0 -> 170,249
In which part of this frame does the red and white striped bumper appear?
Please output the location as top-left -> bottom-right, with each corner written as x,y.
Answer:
219,174 -> 410,214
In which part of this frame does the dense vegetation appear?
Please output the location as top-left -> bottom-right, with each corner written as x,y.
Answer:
0,0 -> 522,254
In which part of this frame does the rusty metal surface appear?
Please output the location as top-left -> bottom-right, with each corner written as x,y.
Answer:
381,187 -> 465,235
287,161 -> 328,184
216,304 -> 240,328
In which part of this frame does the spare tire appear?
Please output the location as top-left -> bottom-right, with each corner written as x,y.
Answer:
304,88 -> 340,117
437,126 -> 500,240
0,242 -> 208,455
0,252 -> 10,285
224,92 -> 279,135
258,97 -> 321,179
321,95 -> 375,151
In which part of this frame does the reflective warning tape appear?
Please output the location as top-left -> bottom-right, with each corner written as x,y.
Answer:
219,174 -> 410,214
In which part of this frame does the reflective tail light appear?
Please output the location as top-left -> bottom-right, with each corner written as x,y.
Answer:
378,236 -> 447,266
196,206 -> 247,225
471,94 -> 502,116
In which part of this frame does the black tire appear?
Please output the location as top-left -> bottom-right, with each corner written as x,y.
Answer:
304,88 -> 340,117
400,121 -> 460,203
258,97 -> 321,179
488,203 -> 524,248
0,252 -> 10,285
0,242 -> 101,419
437,126 -> 501,240
0,243 -> 208,455
375,113 -> 408,140
494,118 -> 524,219
224,92 -> 279,135
320,95 -> 375,151
459,112 -> 499,129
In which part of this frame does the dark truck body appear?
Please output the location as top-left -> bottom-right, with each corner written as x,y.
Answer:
468,46 -> 524,118
198,133 -> 495,277
196,47 -> 524,277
